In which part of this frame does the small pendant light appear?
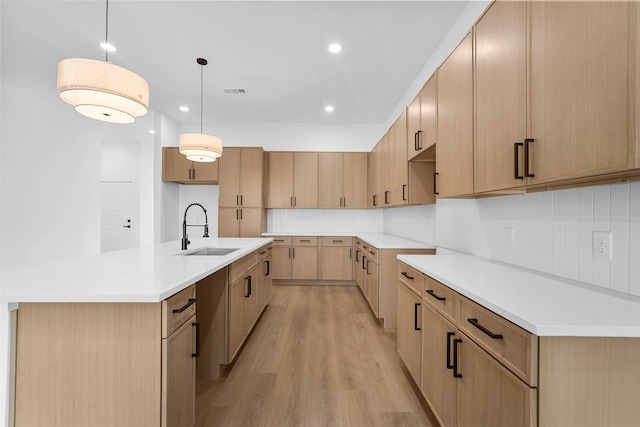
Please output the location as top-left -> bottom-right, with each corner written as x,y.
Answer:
179,58 -> 223,162
57,0 -> 149,124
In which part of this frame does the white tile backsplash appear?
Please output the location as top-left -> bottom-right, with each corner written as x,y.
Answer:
382,182 -> 640,297
268,208 -> 382,234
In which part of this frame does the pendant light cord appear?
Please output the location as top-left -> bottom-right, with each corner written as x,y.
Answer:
200,63 -> 204,134
105,0 -> 110,62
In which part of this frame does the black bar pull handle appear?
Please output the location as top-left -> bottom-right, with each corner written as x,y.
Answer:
300,239 -> 311,242
260,250 -> 267,255
414,303 -> 421,331
356,250 -> 360,262
402,184 -> 407,201
514,142 -> 524,179
417,130 -> 422,150
349,248 -> 352,259
366,259 -> 371,275
192,169 -> 196,180
453,339 -> 462,378
468,318 -> 503,339
236,195 -> 239,206
240,195 -> 243,206
265,260 -> 270,276
401,271 -> 414,281
414,131 -> 419,151
446,332 -> 455,369
426,289 -> 446,301
373,194 -> 377,207
384,190 -> 390,204
245,276 -> 252,297
362,256 -> 366,270
173,298 -> 196,314
434,172 -> 439,195
192,322 -> 200,357
332,239 -> 344,243
524,138 -> 534,177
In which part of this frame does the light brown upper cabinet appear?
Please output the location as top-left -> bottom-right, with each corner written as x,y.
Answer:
218,147 -> 265,237
318,152 -> 368,209
474,0 -> 527,193
527,1 -> 639,187
407,74 -> 437,161
266,152 -> 318,208
218,147 -> 264,208
162,147 -> 219,184
391,110 -> 408,206
436,32 -> 474,198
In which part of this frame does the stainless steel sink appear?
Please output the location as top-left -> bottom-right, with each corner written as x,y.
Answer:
181,247 -> 239,256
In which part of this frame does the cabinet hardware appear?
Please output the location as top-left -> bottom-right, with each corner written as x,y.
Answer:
192,322 -> 200,358
188,169 -> 192,180
300,239 -> 311,242
468,318 -> 503,339
355,250 -> 360,262
414,303 -> 421,331
275,239 -> 285,242
290,196 -> 294,207
294,196 -> 297,207
373,194 -> 378,207
446,332 -> 455,369
236,195 -> 239,206
292,247 -> 295,258
426,289 -> 446,301
343,197 -> 346,208
415,130 -> 422,151
236,209 -> 239,220
401,271 -> 414,280
453,339 -> 462,378
362,256 -> 366,270
349,248 -> 352,259
366,259 -> 370,275
173,298 -> 196,314
240,209 -> 243,220
240,195 -> 243,206
514,142 -> 524,179
524,138 -> 534,177
332,239 -> 343,243
288,247 -> 292,258
192,169 -> 196,180
260,251 -> 267,255
384,190 -> 390,204
265,260 -> 270,276
434,172 -> 439,195
402,184 -> 407,201
245,276 -> 252,298
369,251 -> 375,255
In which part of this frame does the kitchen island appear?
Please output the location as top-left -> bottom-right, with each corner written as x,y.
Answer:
1,237 -> 273,427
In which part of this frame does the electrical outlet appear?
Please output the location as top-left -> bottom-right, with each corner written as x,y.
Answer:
593,231 -> 612,260
505,227 -> 515,247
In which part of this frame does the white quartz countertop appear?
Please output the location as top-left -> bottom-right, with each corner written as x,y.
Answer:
0,238 -> 273,304
262,232 -> 436,250
398,254 -> 640,338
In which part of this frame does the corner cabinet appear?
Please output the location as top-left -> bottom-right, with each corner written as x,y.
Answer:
14,286 -> 198,427
162,147 -> 219,184
218,147 -> 266,237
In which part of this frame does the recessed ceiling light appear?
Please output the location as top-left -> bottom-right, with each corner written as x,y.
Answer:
148,130 -> 155,135
100,42 -> 116,52
328,43 -> 342,53
179,106 -> 189,112
324,105 -> 334,112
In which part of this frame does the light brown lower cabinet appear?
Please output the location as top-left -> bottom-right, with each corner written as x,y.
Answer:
397,280 -> 423,387
270,236 -> 318,280
400,261 -> 640,427
320,237 -> 353,280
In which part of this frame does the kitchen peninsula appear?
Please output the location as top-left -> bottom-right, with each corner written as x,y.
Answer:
1,237 -> 273,427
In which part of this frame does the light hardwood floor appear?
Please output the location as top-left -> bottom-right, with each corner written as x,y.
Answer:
195,285 -> 434,427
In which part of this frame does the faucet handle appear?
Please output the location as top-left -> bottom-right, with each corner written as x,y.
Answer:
203,224 -> 209,238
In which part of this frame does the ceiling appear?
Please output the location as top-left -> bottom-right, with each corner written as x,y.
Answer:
2,1 -> 469,126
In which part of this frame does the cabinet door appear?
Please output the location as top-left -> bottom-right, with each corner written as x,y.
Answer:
163,314 -> 196,427
191,160 -> 219,183
218,207 -> 240,237
267,152 -> 294,208
365,258 -> 379,315
239,148 -> 264,207
320,246 -> 352,280
271,246 -> 292,280
529,2 -> 636,185
397,283 -> 422,387
393,110 -> 408,206
458,333 -> 536,427
474,0 -> 527,193
342,152 -> 368,208
422,304 -> 458,427
228,277 -> 247,361
257,258 -> 272,312
218,147 -> 241,207
318,152 -> 343,208
419,74 -> 437,155
437,32 -> 474,198
407,93 -> 422,160
238,208 -> 264,238
163,147 -> 192,182
293,152 -> 319,208
244,272 -> 259,333
291,246 -> 318,279
383,129 -> 393,206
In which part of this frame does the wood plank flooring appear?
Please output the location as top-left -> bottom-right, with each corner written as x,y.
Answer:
195,285 -> 433,427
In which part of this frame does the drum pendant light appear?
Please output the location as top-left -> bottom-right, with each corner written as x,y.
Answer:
57,0 -> 149,124
179,58 -> 223,162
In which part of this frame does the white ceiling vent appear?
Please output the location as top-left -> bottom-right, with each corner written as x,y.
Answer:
223,88 -> 247,94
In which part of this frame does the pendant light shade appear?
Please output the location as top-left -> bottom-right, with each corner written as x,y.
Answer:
57,58 -> 149,124
179,57 -> 223,162
179,133 -> 223,162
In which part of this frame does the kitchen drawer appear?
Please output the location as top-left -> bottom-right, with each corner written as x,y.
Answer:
322,236 -> 353,247
271,236 -> 291,246
162,285 -> 196,338
398,263 -> 423,295
293,236 -> 318,246
257,243 -> 272,261
423,275 -> 458,326
230,251 -> 261,284
365,245 -> 379,263
459,296 -> 538,386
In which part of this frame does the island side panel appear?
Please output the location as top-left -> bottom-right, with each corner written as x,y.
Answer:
196,268 -> 229,379
15,302 -> 162,427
